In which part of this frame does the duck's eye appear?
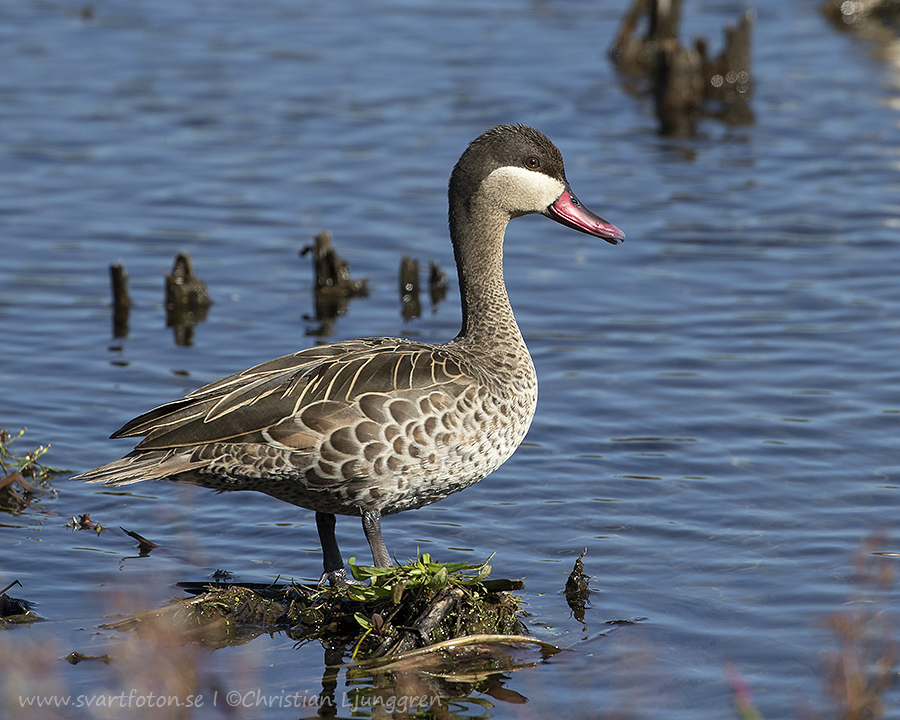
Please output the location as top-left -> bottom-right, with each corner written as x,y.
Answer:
524,156 -> 540,169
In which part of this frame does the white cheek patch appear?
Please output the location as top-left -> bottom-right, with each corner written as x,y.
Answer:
480,166 -> 566,215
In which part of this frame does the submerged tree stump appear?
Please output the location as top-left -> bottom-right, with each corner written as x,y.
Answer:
823,0 -> 900,43
109,261 -> 130,338
301,231 -> 368,336
399,256 -> 421,321
165,252 -> 211,346
428,260 -> 448,308
610,0 -> 754,135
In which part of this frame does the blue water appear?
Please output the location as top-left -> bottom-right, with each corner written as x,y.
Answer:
2,0 -> 899,717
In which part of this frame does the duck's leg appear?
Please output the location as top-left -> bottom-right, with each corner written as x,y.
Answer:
316,511 -> 362,586
362,509 -> 392,568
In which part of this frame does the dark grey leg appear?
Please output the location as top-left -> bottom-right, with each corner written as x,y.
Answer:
316,512 -> 342,572
362,510 -> 392,568
315,511 -> 362,586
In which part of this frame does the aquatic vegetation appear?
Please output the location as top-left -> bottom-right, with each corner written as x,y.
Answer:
728,536 -> 897,720
342,552 -> 524,657
0,428 -> 64,484
100,553 -> 528,663
0,428 -> 63,513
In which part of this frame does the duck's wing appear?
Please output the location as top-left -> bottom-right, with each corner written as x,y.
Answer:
111,337 -> 476,453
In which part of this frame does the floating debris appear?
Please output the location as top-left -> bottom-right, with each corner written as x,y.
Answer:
1,580 -> 41,628
610,0 -> 753,135
102,584 -> 288,647
301,231 -> 369,336
64,651 -> 111,665
120,526 -> 160,555
0,470 -> 38,497
66,513 -> 103,534
165,252 -> 211,346
399,256 -> 421,321
109,261 -> 130,338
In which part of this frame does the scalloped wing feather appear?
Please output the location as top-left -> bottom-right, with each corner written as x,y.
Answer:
114,338 -> 476,453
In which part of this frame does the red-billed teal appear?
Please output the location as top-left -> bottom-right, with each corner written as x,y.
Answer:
76,125 -> 625,585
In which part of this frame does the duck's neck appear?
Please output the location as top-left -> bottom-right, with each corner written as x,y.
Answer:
449,200 -> 524,348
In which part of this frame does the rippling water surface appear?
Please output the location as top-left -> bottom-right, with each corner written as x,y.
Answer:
2,0 -> 899,717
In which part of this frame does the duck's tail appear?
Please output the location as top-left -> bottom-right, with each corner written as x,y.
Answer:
73,450 -> 202,486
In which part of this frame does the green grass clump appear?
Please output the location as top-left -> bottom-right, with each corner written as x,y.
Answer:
346,552 -> 493,604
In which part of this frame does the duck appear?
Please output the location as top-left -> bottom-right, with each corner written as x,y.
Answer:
75,125 -> 625,585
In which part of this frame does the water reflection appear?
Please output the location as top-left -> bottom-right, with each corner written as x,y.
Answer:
429,261 -> 448,310
308,636 -> 558,719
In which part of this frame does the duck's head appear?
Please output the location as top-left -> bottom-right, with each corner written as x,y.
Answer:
449,124 -> 625,245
